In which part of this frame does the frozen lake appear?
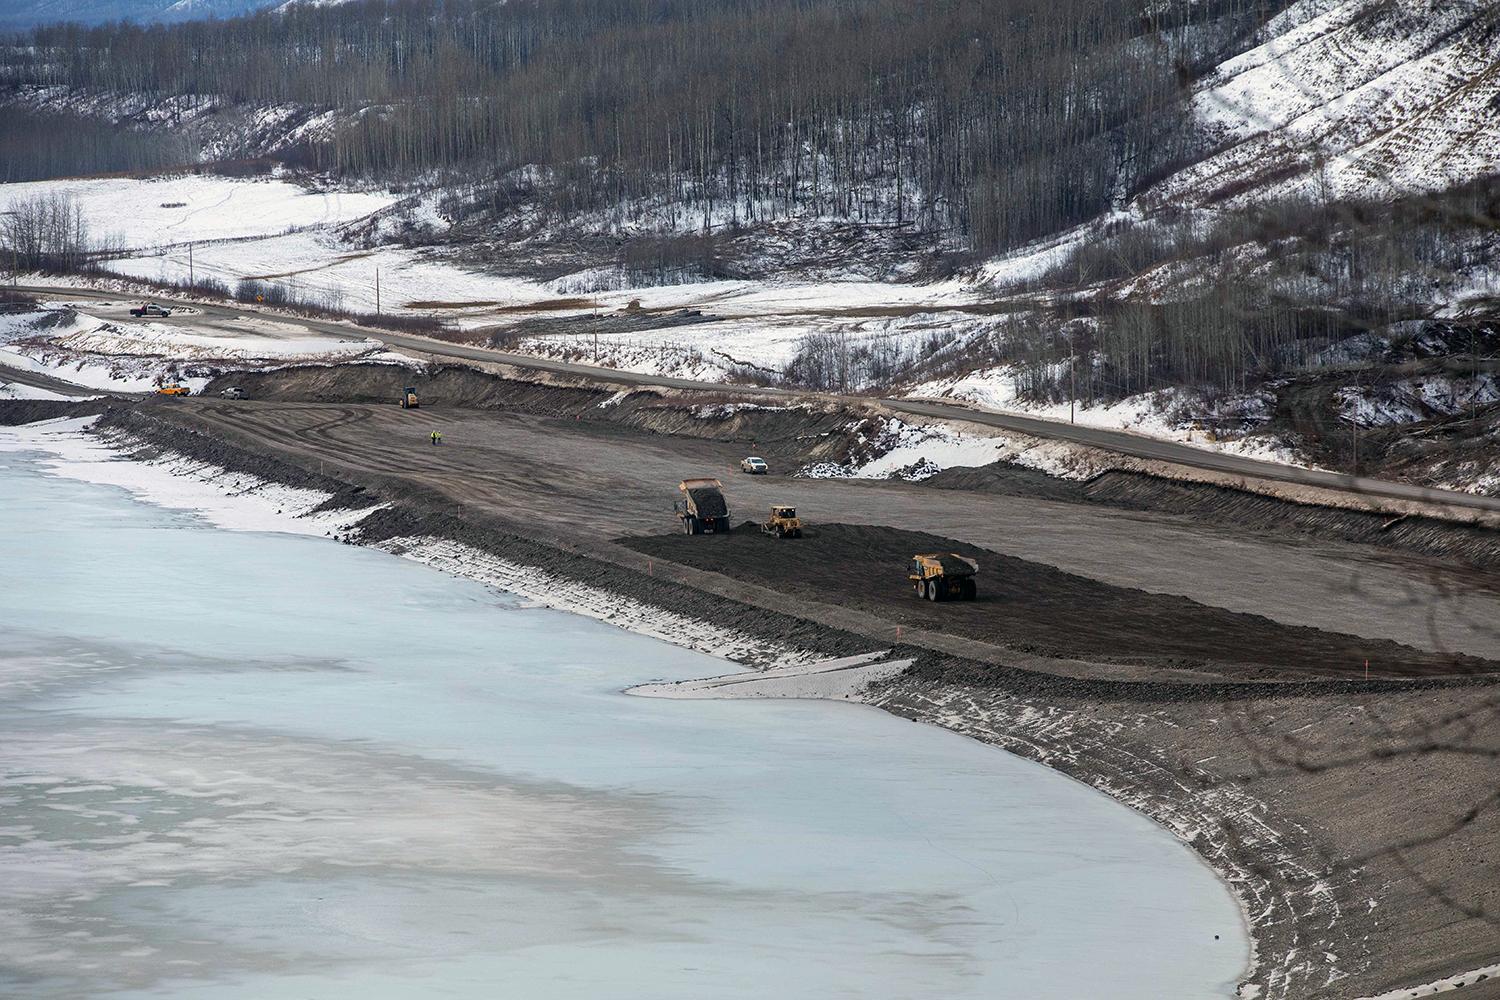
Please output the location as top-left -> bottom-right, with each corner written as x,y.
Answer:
0,442 -> 1248,999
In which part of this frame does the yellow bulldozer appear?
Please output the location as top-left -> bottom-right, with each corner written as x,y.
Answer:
759,505 -> 803,538
908,553 -> 978,602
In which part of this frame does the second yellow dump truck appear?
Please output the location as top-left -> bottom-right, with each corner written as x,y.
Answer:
401,386 -> 420,408
908,553 -> 978,601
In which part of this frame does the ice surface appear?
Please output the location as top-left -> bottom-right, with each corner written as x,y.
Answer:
0,449 -> 1249,999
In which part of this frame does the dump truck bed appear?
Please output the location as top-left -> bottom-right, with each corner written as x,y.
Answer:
684,486 -> 727,518
675,478 -> 731,535
929,554 -> 977,576
678,478 -> 727,518
909,553 -> 978,578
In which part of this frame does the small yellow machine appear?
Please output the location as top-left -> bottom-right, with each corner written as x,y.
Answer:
908,553 -> 978,602
401,386 -> 420,409
154,384 -> 191,396
759,505 -> 803,538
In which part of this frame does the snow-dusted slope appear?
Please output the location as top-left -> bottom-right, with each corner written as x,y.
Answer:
1148,0 -> 1500,206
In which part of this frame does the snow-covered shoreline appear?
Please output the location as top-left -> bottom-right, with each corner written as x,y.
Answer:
0,415 -> 832,675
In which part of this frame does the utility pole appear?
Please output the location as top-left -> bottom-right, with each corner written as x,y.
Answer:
1351,416 -> 1358,477
375,267 -> 381,315
1069,333 -> 1076,424
188,243 -> 193,286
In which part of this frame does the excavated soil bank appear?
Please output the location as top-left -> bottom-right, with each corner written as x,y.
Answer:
623,523 -> 1499,680
212,363 -> 1500,575
0,398 -> 111,425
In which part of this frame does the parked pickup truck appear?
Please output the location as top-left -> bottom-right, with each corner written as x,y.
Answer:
129,302 -> 171,318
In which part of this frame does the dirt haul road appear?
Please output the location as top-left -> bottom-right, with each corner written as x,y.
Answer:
154,389 -> 1500,670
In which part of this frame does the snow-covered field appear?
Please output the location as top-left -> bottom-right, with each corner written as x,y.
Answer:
0,173 -> 397,250
108,229 -> 542,313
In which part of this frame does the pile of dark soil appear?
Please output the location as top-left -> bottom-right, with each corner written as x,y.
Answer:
684,485 -> 727,518
623,522 -> 1499,679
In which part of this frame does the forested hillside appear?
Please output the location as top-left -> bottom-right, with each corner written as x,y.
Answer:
3,0 -> 1498,481
2,0 -> 1278,253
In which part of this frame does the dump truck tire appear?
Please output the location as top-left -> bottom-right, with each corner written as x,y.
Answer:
684,516 -> 696,535
926,579 -> 939,601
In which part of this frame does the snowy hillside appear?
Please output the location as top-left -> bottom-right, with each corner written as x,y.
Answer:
2,0 -> 1498,492
1146,0 -> 1500,206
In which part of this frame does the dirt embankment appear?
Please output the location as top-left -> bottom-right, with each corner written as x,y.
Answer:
215,363 -> 1500,574
203,363 -> 860,469
0,398 -> 112,425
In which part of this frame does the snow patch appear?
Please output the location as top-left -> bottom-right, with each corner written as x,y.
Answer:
628,652 -> 908,701
0,416 -> 379,536
1353,961 -> 1500,1000
802,416 -> 1099,482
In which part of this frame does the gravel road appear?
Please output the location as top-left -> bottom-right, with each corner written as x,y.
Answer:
160,393 -> 1500,664
19,282 -> 1500,515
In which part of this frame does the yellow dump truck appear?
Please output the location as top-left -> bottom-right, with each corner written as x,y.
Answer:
759,505 -> 803,538
401,386 -> 420,409
908,553 -> 978,601
675,478 -> 731,535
